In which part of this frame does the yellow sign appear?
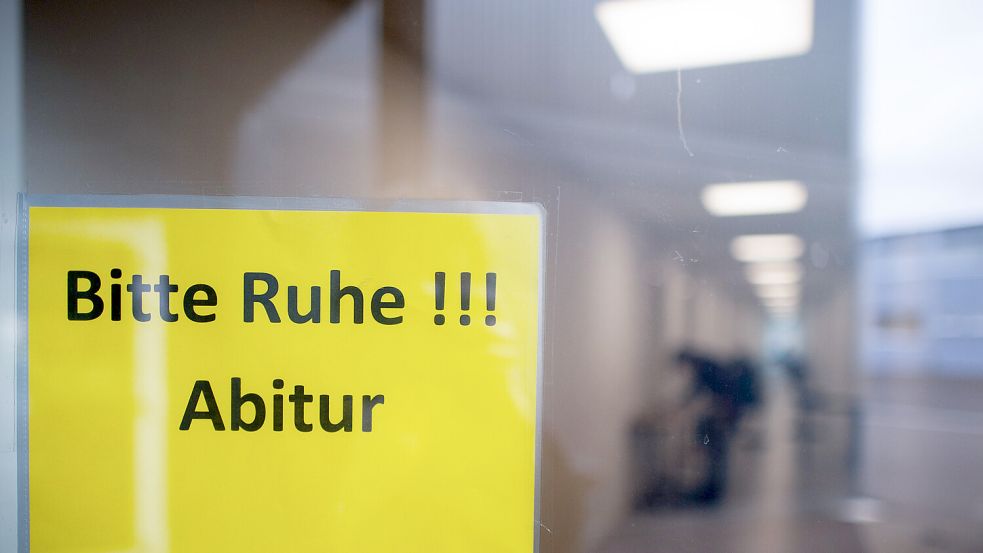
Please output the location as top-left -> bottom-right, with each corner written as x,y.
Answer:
25,201 -> 542,553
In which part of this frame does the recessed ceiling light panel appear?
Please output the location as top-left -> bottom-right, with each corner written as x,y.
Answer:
745,262 -> 803,285
595,0 -> 814,74
702,180 -> 808,217
731,234 -> 805,263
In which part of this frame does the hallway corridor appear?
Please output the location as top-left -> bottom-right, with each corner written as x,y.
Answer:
597,375 -> 983,553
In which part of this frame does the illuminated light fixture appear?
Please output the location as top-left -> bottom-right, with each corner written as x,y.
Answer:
701,180 -> 808,217
756,284 -> 799,299
594,0 -> 814,74
768,308 -> 798,318
761,291 -> 800,305
745,262 -> 803,285
763,301 -> 798,312
762,290 -> 799,301
762,300 -> 799,311
731,234 -> 804,263
763,296 -> 799,308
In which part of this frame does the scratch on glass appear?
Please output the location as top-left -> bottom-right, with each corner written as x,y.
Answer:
677,69 -> 695,157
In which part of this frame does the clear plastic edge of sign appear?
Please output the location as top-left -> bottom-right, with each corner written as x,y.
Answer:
16,193 -> 547,553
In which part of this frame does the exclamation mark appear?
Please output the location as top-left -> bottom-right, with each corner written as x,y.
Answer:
485,272 -> 497,326
434,272 -> 446,325
460,272 -> 471,326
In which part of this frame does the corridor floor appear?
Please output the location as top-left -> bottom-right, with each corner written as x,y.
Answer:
596,376 -> 983,553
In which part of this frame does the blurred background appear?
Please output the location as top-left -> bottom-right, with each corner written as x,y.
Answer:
2,0 -> 983,551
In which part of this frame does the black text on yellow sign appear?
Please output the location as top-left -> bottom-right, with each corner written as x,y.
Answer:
65,268 -> 501,434
66,269 -> 498,326
27,204 -> 542,553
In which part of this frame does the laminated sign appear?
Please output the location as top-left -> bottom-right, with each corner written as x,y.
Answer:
21,197 -> 543,553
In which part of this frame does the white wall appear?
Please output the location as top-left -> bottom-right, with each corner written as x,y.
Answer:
686,276 -> 762,359
548,194 -> 652,550
803,279 -> 857,397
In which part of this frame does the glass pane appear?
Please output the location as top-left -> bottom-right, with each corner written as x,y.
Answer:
8,0 -> 983,551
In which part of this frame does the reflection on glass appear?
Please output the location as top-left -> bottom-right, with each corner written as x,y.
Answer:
11,0 -> 983,551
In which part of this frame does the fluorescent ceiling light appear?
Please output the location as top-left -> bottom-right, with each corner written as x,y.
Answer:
763,302 -> 799,314
701,180 -> 808,217
595,0 -> 814,74
731,234 -> 805,263
762,291 -> 799,302
756,284 -> 800,299
745,262 -> 803,285
763,296 -> 799,308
